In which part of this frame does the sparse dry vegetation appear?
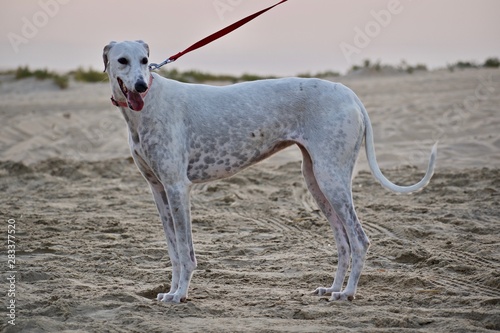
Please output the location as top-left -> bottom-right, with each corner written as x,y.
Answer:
13,66 -> 70,89
7,56 -> 498,90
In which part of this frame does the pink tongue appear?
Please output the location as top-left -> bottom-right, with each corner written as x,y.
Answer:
127,91 -> 144,111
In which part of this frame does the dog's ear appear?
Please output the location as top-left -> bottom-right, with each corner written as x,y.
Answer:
103,41 -> 117,73
136,40 -> 150,57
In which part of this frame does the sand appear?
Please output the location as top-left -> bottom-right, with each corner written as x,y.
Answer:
1,68 -> 499,332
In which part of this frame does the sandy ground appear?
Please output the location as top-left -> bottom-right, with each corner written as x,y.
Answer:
1,68 -> 499,332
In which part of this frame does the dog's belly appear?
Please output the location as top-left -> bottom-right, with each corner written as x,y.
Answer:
187,140 -> 294,183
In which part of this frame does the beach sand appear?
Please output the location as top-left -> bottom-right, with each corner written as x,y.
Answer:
1,68 -> 499,332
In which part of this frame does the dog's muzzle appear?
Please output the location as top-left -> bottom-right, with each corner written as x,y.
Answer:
112,75 -> 153,111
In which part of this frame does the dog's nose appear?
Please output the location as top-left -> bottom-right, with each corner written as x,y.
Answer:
135,80 -> 148,93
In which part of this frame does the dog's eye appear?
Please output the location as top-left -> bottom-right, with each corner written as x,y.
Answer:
141,57 -> 148,65
118,57 -> 128,65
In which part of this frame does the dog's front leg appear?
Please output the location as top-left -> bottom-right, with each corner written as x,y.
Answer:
132,152 -> 182,299
159,181 -> 197,303
148,184 -> 181,299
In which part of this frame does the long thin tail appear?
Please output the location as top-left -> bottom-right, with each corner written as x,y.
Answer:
361,104 -> 437,194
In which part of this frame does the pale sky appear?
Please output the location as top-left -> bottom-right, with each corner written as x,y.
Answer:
1,0 -> 499,76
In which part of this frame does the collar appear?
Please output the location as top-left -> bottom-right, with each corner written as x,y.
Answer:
111,74 -> 154,109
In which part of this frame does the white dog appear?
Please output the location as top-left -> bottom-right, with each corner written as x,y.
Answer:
103,40 -> 436,303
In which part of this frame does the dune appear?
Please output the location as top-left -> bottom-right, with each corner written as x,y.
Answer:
1,68 -> 499,332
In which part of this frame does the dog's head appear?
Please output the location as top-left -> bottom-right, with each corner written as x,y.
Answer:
103,40 -> 151,111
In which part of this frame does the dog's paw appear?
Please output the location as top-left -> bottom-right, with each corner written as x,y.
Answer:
311,287 -> 333,296
157,292 -> 187,304
157,292 -> 170,301
330,292 -> 354,302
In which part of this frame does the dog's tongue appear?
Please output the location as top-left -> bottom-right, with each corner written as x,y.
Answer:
127,91 -> 144,111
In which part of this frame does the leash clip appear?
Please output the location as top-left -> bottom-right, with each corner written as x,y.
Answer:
149,58 -> 174,71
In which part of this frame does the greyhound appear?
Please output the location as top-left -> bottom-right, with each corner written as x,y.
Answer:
103,40 -> 436,303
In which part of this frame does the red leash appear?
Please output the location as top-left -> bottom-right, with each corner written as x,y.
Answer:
149,0 -> 288,70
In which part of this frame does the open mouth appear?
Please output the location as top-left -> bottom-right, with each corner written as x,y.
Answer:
117,77 -> 144,111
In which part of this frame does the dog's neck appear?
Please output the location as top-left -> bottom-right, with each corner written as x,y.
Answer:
110,74 -> 154,109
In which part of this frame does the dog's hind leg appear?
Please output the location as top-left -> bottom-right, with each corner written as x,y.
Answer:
308,157 -> 370,301
300,146 -> 351,296
320,173 -> 370,301
303,107 -> 370,301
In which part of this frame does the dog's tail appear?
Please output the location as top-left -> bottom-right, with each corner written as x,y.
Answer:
360,103 -> 437,194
